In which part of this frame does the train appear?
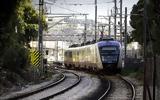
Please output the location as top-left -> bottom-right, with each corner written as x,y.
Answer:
64,39 -> 123,73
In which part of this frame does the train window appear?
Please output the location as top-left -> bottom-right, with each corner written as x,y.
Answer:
65,51 -> 72,58
68,51 -> 72,58
64,52 -> 68,56
77,51 -> 79,55
100,46 -> 119,55
101,47 -> 117,51
88,48 -> 91,56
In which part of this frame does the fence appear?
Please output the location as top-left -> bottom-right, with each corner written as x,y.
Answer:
144,56 -> 160,100
155,56 -> 160,100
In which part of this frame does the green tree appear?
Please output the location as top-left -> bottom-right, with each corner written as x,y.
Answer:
15,0 -> 47,47
0,0 -> 47,72
0,0 -> 20,55
130,0 -> 143,44
130,0 -> 160,54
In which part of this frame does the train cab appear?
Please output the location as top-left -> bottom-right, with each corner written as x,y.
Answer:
98,40 -> 121,71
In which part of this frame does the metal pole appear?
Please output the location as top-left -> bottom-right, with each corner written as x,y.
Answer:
100,26 -> 105,39
95,0 -> 97,42
114,0 -> 117,40
124,7 -> 127,67
120,0 -> 122,44
84,14 -> 87,43
143,0 -> 147,99
108,16 -> 111,38
62,41 -> 63,61
56,41 -> 58,61
39,0 -> 44,75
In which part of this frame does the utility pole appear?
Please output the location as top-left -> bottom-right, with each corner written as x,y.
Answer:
120,0 -> 122,44
108,16 -> 111,38
100,25 -> 105,39
143,0 -> 148,99
56,41 -> 58,61
84,14 -> 87,43
124,7 -> 127,67
95,0 -> 97,42
114,0 -> 117,40
38,0 -> 44,75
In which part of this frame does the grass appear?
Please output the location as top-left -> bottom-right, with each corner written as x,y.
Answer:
121,67 -> 144,81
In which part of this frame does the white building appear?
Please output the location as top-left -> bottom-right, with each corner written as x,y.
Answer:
30,41 -> 69,63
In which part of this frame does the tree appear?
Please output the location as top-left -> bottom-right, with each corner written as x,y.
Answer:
0,0 -> 20,55
15,0 -> 47,47
130,0 -> 160,54
130,0 -> 143,44
0,0 -> 47,71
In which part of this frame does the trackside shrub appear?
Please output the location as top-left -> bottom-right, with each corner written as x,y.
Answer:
2,46 -> 30,73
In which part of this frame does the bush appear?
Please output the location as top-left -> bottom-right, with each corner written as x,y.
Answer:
2,46 -> 30,73
121,68 -> 136,76
121,66 -> 143,81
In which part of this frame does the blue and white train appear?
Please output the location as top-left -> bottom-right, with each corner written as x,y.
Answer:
64,40 -> 123,73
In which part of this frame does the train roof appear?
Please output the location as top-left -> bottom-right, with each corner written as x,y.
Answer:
65,40 -> 121,51
66,43 -> 95,51
69,38 -> 116,48
97,40 -> 121,47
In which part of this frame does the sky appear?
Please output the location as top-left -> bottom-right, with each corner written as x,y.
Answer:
45,0 -> 139,20
32,0 -> 139,43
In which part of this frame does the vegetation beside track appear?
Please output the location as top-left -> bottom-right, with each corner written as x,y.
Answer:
121,66 -> 143,82
0,0 -> 48,96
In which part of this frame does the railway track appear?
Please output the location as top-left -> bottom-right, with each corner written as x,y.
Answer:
1,62 -> 135,100
49,66 -> 111,100
40,71 -> 81,100
55,65 -> 136,100
97,79 -> 111,100
0,70 -> 81,100
104,75 -> 136,100
118,75 -> 136,100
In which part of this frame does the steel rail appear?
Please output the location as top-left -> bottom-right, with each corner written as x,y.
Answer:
98,80 -> 111,100
118,75 -> 136,100
40,71 -> 81,100
1,73 -> 65,100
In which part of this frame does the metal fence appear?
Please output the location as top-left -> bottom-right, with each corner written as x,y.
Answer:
144,57 -> 154,100
155,56 -> 160,100
144,56 -> 160,100
125,58 -> 143,69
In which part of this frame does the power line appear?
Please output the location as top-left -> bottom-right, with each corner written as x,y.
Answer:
54,4 -> 82,13
59,1 -> 114,6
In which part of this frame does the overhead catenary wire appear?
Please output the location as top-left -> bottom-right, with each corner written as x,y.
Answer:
45,0 -> 137,43
53,4 -> 82,14
59,1 -> 114,6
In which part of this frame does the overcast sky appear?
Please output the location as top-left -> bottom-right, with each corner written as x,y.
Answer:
44,0 -> 139,20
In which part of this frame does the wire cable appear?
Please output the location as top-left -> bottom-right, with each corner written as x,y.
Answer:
54,4 -> 82,13
59,1 -> 114,6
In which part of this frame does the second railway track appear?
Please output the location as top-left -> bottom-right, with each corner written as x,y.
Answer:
1,66 -> 136,100
40,71 -> 81,100
104,75 -> 136,100
23,71 -> 80,100
1,70 -> 81,100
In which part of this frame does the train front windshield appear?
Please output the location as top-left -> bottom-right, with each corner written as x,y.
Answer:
99,46 -> 119,64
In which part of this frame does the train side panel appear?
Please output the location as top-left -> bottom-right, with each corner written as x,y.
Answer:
64,40 -> 122,72
64,44 -> 103,70
64,50 -> 72,68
